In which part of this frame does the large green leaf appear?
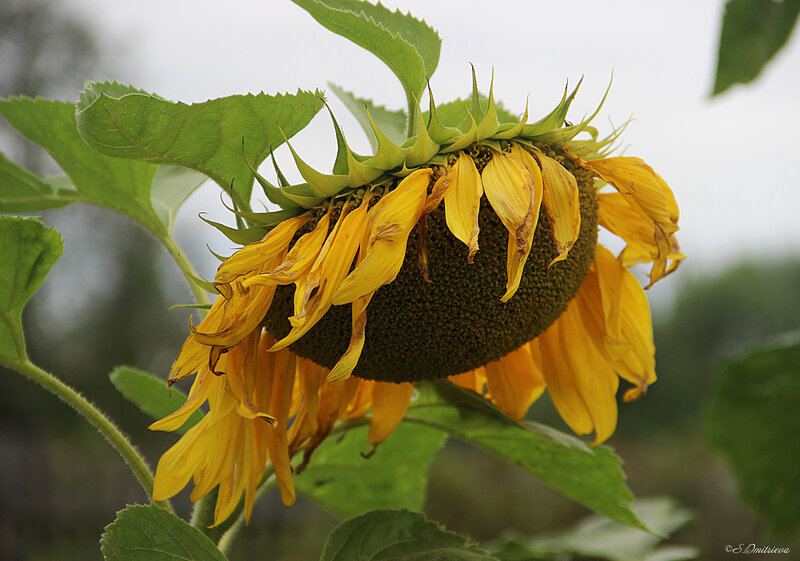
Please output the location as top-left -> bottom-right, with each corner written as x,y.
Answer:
328,83 -> 407,150
406,382 -> 645,530
291,0 -> 440,110
75,82 -> 324,206
491,498 -> 697,561
707,335 -> 800,535
320,509 -> 497,561
0,153 -> 76,213
713,0 -> 800,95
0,217 -> 63,363
100,504 -> 227,561
109,366 -> 203,435
149,166 -> 208,235
0,97 -> 160,228
296,423 -> 446,518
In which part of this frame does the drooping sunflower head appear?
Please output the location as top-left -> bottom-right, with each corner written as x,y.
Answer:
151,71 -> 684,524
198,72 -> 682,385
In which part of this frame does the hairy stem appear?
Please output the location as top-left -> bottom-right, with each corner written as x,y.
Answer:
160,233 -> 211,308
7,358 -> 171,512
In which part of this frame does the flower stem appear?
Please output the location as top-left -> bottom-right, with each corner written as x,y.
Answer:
406,91 -> 418,140
160,233 -> 211,308
7,358 -> 171,512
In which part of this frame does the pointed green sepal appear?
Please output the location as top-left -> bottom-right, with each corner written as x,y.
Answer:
346,150 -> 384,187
439,112 -> 478,153
404,94 -> 440,167
520,78 -> 583,138
491,96 -> 530,140
425,86 -> 461,144
324,103 -> 351,176
198,214 -> 267,245
280,183 -> 328,209
220,195 -> 304,228
359,107 -> 410,170
529,80 -> 608,146
474,70 -> 500,140
270,152 -> 291,188
568,118 -> 630,159
187,272 -> 223,295
469,64 -> 485,122
284,137 -> 349,197
168,303 -> 214,311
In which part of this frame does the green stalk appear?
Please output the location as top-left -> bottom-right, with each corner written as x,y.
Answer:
159,233 -> 211,308
8,358 -> 171,512
406,90 -> 419,140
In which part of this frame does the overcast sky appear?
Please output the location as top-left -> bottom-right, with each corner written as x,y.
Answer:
46,0 -> 800,292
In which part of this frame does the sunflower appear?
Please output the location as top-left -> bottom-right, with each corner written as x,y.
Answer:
150,75 -> 683,524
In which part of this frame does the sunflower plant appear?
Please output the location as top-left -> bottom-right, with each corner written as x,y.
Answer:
0,1 -> 691,559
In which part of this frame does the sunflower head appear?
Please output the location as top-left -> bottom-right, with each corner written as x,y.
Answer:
152,68 -> 683,525
198,71 -> 683,386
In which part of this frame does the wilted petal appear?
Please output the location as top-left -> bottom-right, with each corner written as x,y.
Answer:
533,152 -> 581,267
368,382 -> 414,445
484,344 -> 545,421
333,169 -> 432,305
444,152 -> 483,262
244,211 -> 331,287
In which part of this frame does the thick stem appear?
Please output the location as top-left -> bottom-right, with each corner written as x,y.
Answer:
160,233 -> 211,308
8,358 -> 171,512
406,91 -> 418,140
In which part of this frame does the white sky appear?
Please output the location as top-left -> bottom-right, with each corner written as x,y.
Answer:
58,0 -> 800,290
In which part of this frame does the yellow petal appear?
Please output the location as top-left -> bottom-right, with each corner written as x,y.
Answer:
327,293 -> 372,382
368,382 -> 414,445
537,303 -> 619,444
444,152 -> 483,262
264,349 -> 296,506
481,148 -> 532,232
272,198 -> 371,351
332,169 -> 432,305
588,157 -> 678,235
481,148 -> 541,301
597,192 -> 685,286
484,344 -> 545,421
215,213 -> 309,286
533,152 -> 581,267
244,211 -> 331,287
591,245 -> 627,355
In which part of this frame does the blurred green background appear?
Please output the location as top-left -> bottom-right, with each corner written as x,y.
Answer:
2,0 -> 799,559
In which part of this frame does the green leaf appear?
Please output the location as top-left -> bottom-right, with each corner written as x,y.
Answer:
0,217 -> 63,362
1,99 -> 207,236
75,82 -> 324,205
328,83 -> 407,150
320,509 -> 498,561
0,97 -> 161,229
291,0 -> 440,108
406,382 -> 645,530
0,153 -> 77,213
109,366 -> 203,435
99,504 -> 227,561
713,0 -> 800,95
707,335 -> 800,535
492,497 -> 697,561
149,166 -> 208,234
295,423 -> 446,518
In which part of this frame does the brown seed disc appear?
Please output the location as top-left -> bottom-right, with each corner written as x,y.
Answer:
263,156 -> 598,383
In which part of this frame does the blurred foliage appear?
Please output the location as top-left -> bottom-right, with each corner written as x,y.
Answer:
708,336 -> 800,536
713,0 -> 800,95
0,0 -> 104,173
618,259 -> 800,435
